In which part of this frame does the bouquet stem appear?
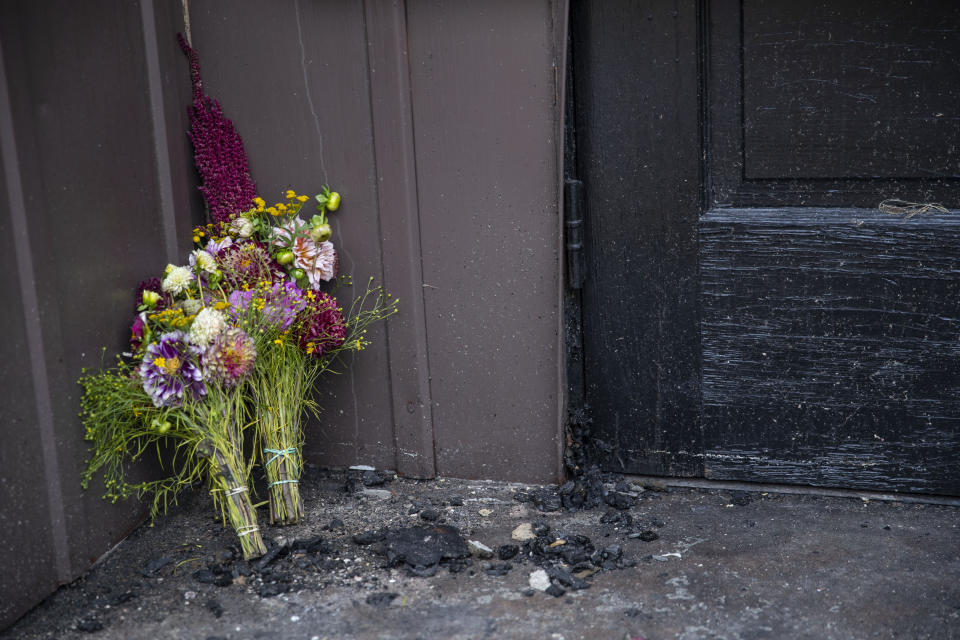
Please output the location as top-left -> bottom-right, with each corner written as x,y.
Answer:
194,385 -> 266,559
253,343 -> 317,525
209,447 -> 267,560
264,444 -> 303,525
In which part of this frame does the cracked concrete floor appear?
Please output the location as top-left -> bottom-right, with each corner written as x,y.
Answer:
3,468 -> 959,640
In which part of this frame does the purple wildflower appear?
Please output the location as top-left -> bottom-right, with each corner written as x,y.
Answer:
297,292 -> 347,358
205,236 -> 234,256
130,313 -> 147,352
205,328 -> 257,388
228,281 -> 307,331
178,34 -> 257,225
139,331 -> 206,408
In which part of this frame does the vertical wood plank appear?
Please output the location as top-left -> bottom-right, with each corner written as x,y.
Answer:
363,0 -> 436,478
1,0 -> 185,626
406,0 -> 563,482
187,0 -> 397,469
0,21 -> 69,628
573,0 -> 703,476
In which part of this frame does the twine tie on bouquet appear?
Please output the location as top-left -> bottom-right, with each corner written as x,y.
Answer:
264,447 -> 300,487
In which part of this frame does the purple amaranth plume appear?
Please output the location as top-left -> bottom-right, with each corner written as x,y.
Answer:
177,34 -> 257,225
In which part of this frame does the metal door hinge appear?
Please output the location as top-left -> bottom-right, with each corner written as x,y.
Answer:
564,178 -> 586,289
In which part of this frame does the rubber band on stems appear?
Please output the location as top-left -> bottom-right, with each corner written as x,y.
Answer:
269,479 -> 300,488
237,525 -> 260,537
225,485 -> 248,497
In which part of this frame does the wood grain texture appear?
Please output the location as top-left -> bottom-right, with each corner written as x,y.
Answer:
406,0 -> 562,483
363,0 -> 436,478
572,0 -> 703,476
701,208 -> 960,495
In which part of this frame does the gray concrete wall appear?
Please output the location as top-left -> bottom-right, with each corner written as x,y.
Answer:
0,0 -> 564,628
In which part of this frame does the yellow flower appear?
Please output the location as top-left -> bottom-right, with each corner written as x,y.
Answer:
266,207 -> 278,216
273,338 -> 283,345
297,195 -> 309,203
276,203 -> 288,212
285,190 -> 296,199
253,196 -> 265,207
305,342 -> 315,354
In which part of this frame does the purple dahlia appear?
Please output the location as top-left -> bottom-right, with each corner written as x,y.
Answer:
297,292 -> 346,358
139,331 -> 206,408
228,281 -> 306,331
217,242 -> 286,289
205,328 -> 257,388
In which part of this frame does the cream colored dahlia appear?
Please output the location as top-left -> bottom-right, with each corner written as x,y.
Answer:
188,307 -> 226,347
191,249 -> 218,274
162,266 -> 195,295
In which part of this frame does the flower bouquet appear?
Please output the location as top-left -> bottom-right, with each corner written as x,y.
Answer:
78,35 -> 396,556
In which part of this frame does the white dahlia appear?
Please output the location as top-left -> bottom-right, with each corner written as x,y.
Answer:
188,307 -> 226,347
162,266 -> 195,295
191,249 -> 218,274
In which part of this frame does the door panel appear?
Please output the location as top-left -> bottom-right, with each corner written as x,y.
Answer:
573,0 -> 960,494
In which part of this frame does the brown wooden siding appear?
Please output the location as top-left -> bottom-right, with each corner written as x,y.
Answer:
0,0 -> 564,628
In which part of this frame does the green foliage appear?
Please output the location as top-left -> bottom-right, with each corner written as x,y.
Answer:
79,359 -> 207,519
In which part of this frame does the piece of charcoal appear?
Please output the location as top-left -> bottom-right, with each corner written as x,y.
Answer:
497,544 -> 519,561
141,556 -> 173,576
484,562 -> 512,577
362,470 -> 387,486
205,599 -> 224,618
384,525 -> 469,569
254,542 -> 290,572
366,592 -> 399,608
109,591 -> 138,605
353,530 -> 386,546
407,564 -> 438,578
76,617 -> 104,633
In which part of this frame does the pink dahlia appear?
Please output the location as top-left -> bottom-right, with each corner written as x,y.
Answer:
273,219 -> 338,288
296,292 -> 346,358
204,328 -> 257,388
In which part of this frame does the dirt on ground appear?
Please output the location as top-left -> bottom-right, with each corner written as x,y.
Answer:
3,466 -> 959,640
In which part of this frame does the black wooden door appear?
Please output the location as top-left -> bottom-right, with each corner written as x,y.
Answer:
571,0 -> 960,495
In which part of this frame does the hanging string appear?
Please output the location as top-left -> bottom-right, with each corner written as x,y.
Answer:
878,199 -> 948,219
180,0 -> 193,47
